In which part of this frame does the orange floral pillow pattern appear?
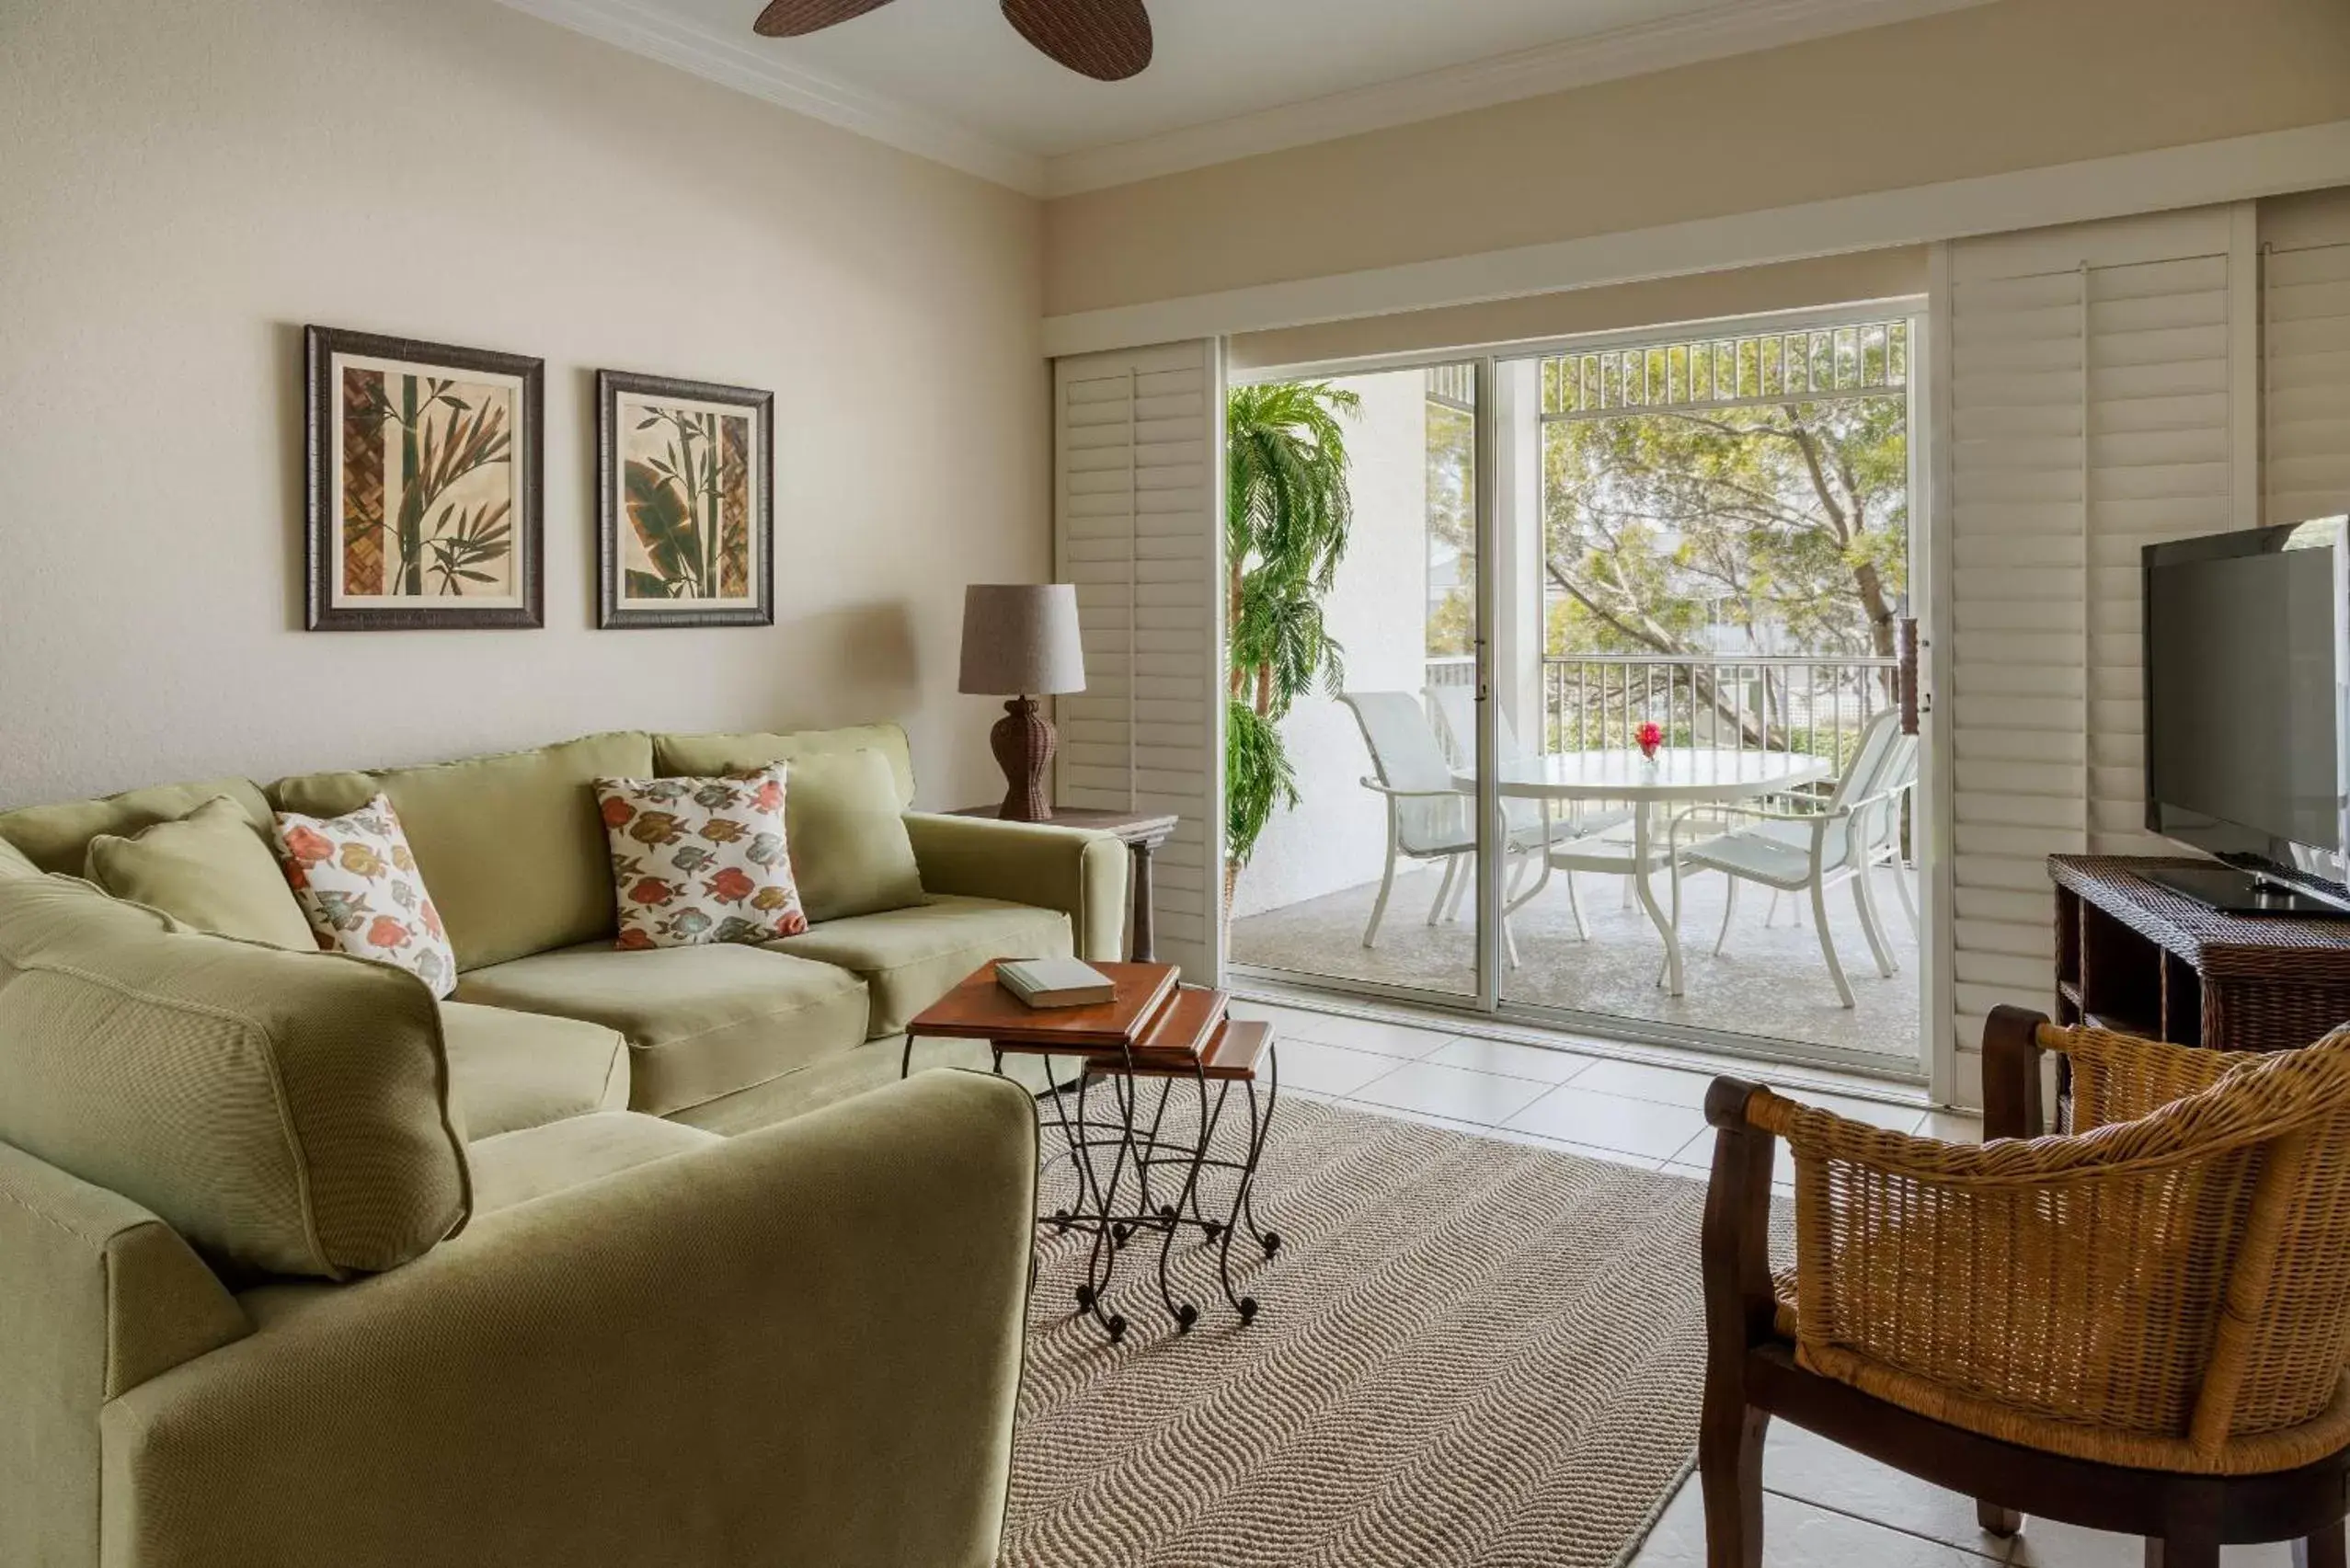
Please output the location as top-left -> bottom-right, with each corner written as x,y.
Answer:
594,766 -> 809,950
271,795 -> 457,997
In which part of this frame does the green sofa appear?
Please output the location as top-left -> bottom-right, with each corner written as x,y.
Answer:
0,722 -> 1130,1568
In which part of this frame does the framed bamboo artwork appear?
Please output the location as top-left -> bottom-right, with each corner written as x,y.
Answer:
305,326 -> 544,631
596,370 -> 775,629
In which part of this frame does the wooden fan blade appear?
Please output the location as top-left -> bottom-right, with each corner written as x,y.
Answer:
1001,0 -> 1152,81
754,0 -> 898,39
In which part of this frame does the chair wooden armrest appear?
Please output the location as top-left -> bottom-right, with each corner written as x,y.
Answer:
1701,1078 -> 1781,1353
1985,1004 -> 2254,1139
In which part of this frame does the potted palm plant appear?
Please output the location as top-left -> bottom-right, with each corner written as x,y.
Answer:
1224,382 -> 1359,906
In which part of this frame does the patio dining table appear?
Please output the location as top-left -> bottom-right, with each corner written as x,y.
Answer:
1450,748 -> 1833,996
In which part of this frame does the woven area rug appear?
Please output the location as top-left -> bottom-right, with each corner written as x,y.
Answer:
1005,1093 -> 1714,1568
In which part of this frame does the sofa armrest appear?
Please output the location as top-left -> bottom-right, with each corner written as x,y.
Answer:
0,1141 -> 249,1568
98,1072 -> 1038,1568
905,811 -> 1129,962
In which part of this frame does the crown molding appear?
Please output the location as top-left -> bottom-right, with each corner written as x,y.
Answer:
491,0 -> 1049,194
1041,0 -> 1997,198
1042,119 -> 2350,356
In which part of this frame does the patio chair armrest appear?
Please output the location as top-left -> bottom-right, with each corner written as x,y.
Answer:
1667,799 -> 1826,860
1358,777 -> 1467,799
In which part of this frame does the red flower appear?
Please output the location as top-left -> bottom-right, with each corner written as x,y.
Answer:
751,780 -> 785,815
707,866 -> 756,905
282,825 -> 334,864
614,927 -> 656,951
365,915 -> 411,950
1636,721 -> 1664,757
627,876 -> 677,908
600,796 -> 636,829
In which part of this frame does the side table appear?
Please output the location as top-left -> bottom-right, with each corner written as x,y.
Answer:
950,805 -> 1178,961
907,960 -> 1281,1344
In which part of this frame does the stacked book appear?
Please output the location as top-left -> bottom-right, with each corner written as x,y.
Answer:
996,956 -> 1118,1009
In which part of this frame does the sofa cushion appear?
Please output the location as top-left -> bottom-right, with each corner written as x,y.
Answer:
452,943 -> 869,1116
594,767 -> 809,948
654,723 -> 916,808
0,839 -> 39,880
0,777 -> 274,875
440,1001 -> 629,1140
272,795 -> 458,997
465,1111 -> 716,1215
269,731 -> 654,971
0,876 -> 467,1280
81,797 -> 315,951
769,894 -> 1072,1037
782,748 -> 926,923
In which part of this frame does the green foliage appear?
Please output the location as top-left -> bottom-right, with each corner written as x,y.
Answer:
1424,399 -> 1475,656
1223,700 -> 1298,872
1542,395 -> 1908,658
1223,381 -> 1359,884
625,407 -> 746,600
352,374 -> 513,597
1426,586 -> 1473,658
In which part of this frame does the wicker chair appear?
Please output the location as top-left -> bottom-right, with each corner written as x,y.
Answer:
1698,1005 -> 2350,1568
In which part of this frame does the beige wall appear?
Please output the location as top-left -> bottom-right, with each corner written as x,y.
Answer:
1048,0 -> 2350,318
0,0 -> 1046,809
1229,249 -> 1928,373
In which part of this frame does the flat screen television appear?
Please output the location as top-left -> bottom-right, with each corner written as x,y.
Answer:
2141,515 -> 2350,916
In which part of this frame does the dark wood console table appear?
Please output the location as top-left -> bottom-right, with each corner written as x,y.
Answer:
2048,855 -> 2350,1053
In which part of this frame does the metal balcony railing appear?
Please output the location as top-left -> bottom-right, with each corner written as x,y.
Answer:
1424,651 -> 1900,774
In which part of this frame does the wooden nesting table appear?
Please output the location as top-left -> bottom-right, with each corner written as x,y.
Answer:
907,961 -> 1282,1343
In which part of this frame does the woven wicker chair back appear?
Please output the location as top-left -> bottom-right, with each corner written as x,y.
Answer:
1759,1024 -> 2350,1471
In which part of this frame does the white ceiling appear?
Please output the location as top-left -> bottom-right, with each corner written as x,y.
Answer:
691,0 -> 1737,156
502,0 -> 1993,194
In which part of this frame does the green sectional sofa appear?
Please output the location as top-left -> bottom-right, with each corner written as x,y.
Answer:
0,722 -> 1129,1568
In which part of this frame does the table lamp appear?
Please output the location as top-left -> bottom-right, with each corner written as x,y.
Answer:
957,583 -> 1086,822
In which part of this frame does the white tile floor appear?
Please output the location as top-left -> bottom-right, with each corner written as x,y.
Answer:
1221,994 -> 2304,1568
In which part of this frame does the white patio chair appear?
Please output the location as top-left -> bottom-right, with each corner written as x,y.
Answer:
1664,709 -> 1918,1008
1425,682 -> 1632,934
1338,692 -> 1547,950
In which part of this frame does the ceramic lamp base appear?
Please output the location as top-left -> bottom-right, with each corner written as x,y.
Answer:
991,696 -> 1055,822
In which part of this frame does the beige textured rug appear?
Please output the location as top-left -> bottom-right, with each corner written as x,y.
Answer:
1005,1094 -> 1714,1568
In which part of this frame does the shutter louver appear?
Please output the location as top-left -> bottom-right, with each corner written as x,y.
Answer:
1941,208 -> 2252,1093
2265,235 -> 2350,525
1053,342 -> 1221,981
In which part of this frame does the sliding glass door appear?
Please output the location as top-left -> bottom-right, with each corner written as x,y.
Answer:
1488,315 -> 1923,1074
1219,313 -> 1928,1082
1223,361 -> 1486,1004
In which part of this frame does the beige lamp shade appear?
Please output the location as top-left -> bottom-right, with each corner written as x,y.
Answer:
957,584 -> 1086,696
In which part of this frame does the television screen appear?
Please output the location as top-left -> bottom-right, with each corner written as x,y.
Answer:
2143,517 -> 2348,872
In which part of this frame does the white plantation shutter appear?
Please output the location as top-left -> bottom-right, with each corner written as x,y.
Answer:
2264,194 -> 2350,525
1052,341 -> 1221,982
1939,207 -> 2256,1097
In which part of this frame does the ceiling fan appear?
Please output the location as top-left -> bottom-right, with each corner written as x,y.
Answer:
752,0 -> 1153,82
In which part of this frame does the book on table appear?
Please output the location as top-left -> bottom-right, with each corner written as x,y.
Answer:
996,956 -> 1117,1009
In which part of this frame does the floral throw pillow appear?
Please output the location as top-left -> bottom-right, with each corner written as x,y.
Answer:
271,795 -> 458,997
595,766 -> 809,950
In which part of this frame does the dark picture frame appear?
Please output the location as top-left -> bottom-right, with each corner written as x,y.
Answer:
596,370 -> 776,629
304,326 -> 545,631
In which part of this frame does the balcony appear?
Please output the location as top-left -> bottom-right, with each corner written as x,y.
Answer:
1230,650 -> 1919,1065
